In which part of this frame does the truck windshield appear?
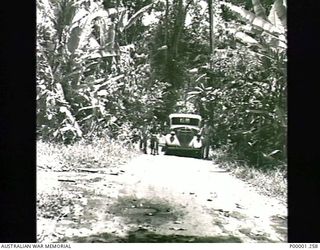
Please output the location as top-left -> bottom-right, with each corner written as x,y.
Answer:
171,117 -> 200,127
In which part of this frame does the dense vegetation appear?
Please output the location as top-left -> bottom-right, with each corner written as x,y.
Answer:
37,0 -> 287,170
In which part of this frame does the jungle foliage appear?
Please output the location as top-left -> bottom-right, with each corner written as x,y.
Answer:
37,0 -> 287,169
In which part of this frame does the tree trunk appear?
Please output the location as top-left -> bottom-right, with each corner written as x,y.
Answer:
165,0 -> 169,63
208,0 -> 215,62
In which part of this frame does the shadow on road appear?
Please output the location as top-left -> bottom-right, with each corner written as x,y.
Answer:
61,196 -> 242,243
109,196 -> 181,227
270,215 -> 287,241
63,228 -> 242,243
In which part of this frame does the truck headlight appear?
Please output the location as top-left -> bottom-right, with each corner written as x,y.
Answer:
170,135 -> 175,143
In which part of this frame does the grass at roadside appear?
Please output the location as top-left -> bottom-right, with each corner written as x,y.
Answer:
37,138 -> 140,172
211,149 -> 287,203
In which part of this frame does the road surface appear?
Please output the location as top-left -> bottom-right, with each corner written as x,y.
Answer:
37,153 -> 287,243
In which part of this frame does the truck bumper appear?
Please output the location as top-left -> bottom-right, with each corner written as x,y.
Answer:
165,146 -> 203,158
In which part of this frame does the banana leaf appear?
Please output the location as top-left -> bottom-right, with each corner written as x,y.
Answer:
268,0 -> 286,29
233,30 -> 259,45
221,1 -> 284,35
252,0 -> 267,19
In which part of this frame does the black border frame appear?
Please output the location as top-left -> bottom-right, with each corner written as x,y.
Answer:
1,0 -> 320,243
287,0 -> 320,242
0,0 -> 37,242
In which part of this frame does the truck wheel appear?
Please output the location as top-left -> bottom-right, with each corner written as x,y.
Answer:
197,149 -> 203,159
164,147 -> 170,155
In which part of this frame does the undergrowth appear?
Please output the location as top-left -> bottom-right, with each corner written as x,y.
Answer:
37,137 -> 139,172
211,149 -> 287,203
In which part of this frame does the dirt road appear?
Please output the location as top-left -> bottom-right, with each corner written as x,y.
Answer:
37,153 -> 287,243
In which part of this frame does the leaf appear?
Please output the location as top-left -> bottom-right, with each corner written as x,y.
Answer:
234,31 -> 259,45
79,114 -> 94,122
117,10 -> 129,32
87,37 -> 100,50
268,0 -> 286,34
67,26 -> 81,53
275,105 -> 287,128
78,105 -> 101,112
122,2 -> 156,31
59,106 -> 83,137
273,0 -> 287,28
96,75 -> 125,91
97,90 -> 108,96
68,8 -> 121,54
105,22 -> 117,54
70,8 -> 88,25
188,68 -> 198,73
194,86 -> 203,92
212,89 -> 220,95
59,106 -> 68,113
221,1 -> 284,35
157,45 -> 168,51
252,0 -> 267,19
246,109 -> 268,114
37,0 -> 55,27
195,73 -> 207,82
268,149 -> 280,156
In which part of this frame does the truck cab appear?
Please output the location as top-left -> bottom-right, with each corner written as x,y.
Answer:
164,113 -> 203,158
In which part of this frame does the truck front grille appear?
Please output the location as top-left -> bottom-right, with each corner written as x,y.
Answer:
176,131 -> 194,147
